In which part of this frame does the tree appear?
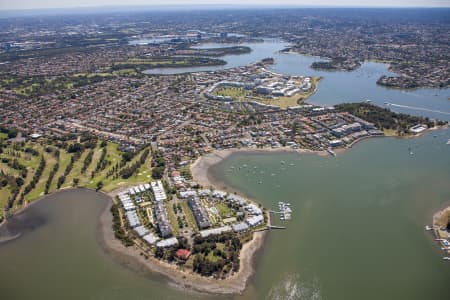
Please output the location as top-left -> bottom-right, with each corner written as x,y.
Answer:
96,181 -> 103,191
7,128 -> 18,139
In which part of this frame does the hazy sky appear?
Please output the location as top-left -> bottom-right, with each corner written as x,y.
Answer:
1,0 -> 449,10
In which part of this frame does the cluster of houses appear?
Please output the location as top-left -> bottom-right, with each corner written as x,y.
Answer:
150,181 -> 172,238
203,66 -> 312,102
180,187 -> 265,237
117,181 -> 177,248
116,177 -> 267,250
255,75 -> 311,97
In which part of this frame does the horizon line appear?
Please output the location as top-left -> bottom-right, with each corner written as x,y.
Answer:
1,3 -> 450,12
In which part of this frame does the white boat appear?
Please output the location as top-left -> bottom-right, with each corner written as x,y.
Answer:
425,225 -> 432,231
447,139 -> 450,145
443,257 -> 450,260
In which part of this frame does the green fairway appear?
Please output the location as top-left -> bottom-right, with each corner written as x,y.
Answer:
0,139 -> 156,217
24,151 -> 58,202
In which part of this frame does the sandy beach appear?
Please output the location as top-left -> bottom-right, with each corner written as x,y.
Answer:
433,205 -> 450,228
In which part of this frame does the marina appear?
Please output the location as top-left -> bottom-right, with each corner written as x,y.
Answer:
209,129 -> 450,300
269,201 -> 293,221
1,128 -> 450,300
426,225 -> 450,260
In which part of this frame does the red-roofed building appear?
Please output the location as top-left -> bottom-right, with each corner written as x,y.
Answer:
176,249 -> 191,260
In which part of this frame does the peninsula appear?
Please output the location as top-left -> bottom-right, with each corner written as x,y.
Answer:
1,96 -> 446,293
0,7 -> 449,296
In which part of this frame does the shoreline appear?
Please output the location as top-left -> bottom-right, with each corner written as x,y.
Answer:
1,127 -> 447,294
432,205 -> 450,254
0,186 -> 82,230
98,191 -> 267,295
190,147 -> 325,192
433,205 -> 450,230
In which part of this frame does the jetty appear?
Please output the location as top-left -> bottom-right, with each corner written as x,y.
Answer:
327,148 -> 336,157
268,225 -> 287,230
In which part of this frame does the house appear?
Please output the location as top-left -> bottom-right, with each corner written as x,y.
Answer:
156,237 -> 178,248
246,215 -> 264,227
176,249 -> 192,260
232,222 -> 249,232
409,124 -> 427,134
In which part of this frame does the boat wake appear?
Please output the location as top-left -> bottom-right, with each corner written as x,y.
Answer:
387,103 -> 450,116
266,273 -> 322,300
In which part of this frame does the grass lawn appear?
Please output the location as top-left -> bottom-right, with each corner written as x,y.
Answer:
1,142 -> 42,170
213,87 -> 248,101
83,143 -> 102,184
62,149 -> 88,188
0,187 -> 11,218
49,150 -> 72,192
216,202 -> 233,218
180,201 -> 198,232
112,69 -> 138,76
250,77 -> 320,108
73,72 -> 113,78
1,141 -> 156,208
166,201 -> 179,236
90,145 -> 152,192
25,151 -> 58,202
383,129 -> 399,136
0,161 -> 20,177
216,242 -> 225,251
0,142 -> 44,205
205,251 -> 221,263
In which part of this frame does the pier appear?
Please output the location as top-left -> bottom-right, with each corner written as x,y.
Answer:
268,225 -> 287,230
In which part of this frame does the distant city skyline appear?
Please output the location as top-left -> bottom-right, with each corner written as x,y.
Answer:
1,0 -> 450,11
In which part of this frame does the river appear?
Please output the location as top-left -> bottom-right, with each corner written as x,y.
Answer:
211,128 -> 450,300
143,39 -> 450,121
1,129 -> 449,300
1,40 -> 449,300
